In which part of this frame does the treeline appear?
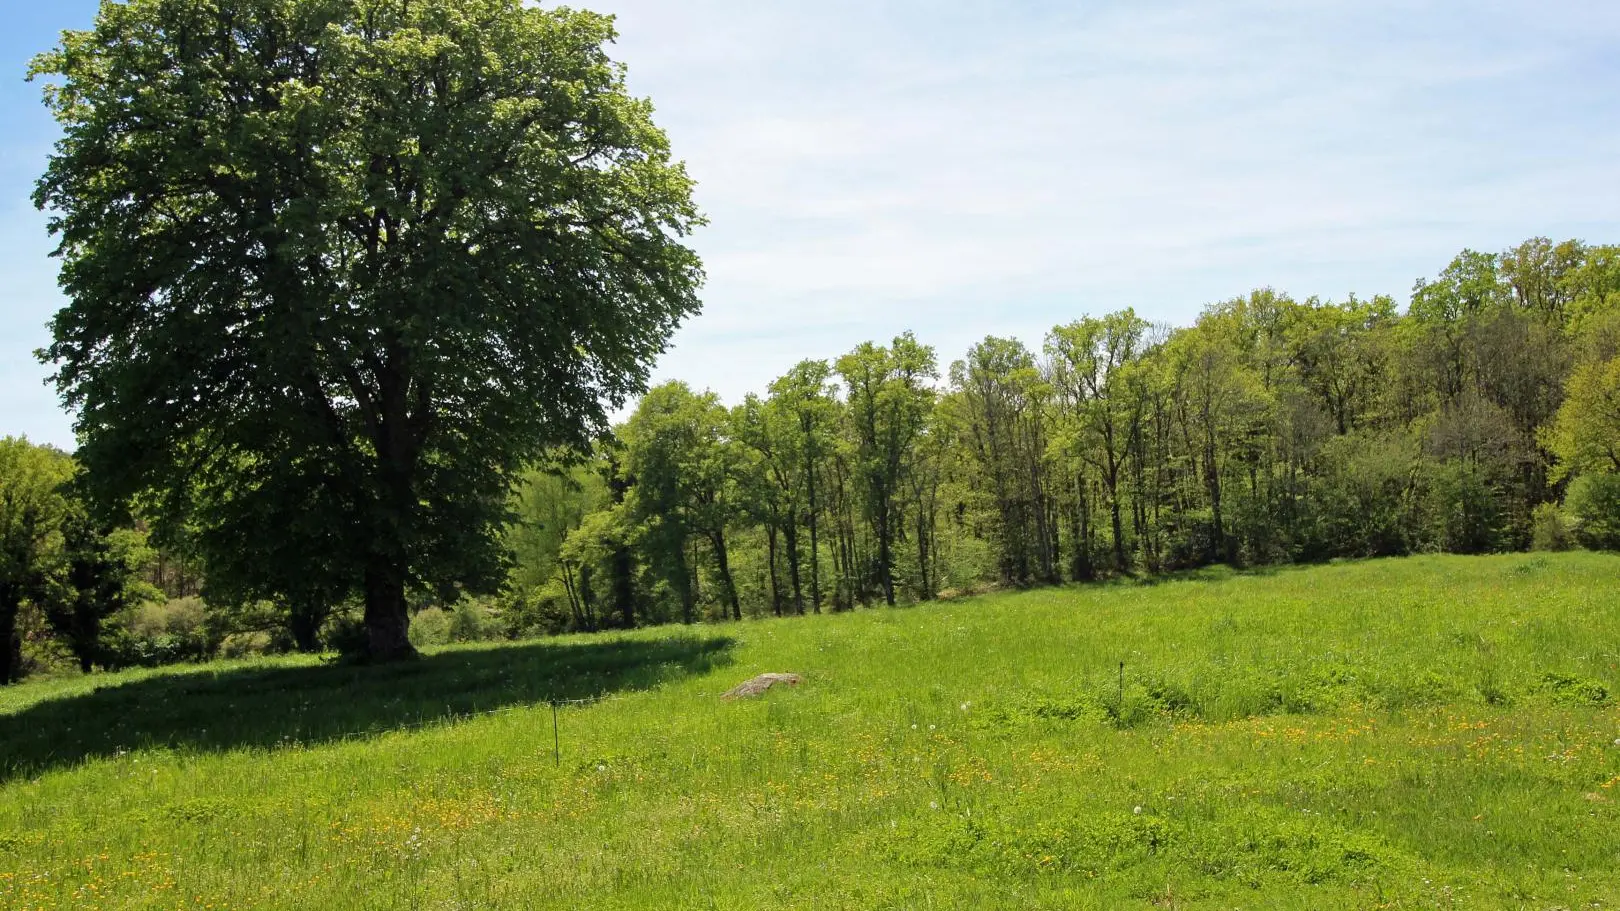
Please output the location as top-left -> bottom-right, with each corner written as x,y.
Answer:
5,236 -> 1619,675
503,236 -> 1620,633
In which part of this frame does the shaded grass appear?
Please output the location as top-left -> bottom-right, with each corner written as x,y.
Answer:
1,553 -> 1618,909
0,634 -> 735,780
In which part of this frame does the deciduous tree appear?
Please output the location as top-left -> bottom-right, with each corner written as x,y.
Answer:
32,0 -> 702,659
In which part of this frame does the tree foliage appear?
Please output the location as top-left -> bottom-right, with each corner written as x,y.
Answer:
500,236 -> 1620,632
42,508 -> 159,672
32,0 -> 703,658
0,438 -> 161,683
0,439 -> 76,683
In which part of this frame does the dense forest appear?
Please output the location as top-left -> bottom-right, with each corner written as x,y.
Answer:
5,235 -> 1620,673
499,236 -> 1620,634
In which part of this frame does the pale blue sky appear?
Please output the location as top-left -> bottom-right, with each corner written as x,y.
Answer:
4,0 -> 1619,450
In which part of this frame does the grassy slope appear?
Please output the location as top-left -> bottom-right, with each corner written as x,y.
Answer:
2,553 -> 1618,910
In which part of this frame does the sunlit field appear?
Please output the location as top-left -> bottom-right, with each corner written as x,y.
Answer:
3,553 -> 1619,910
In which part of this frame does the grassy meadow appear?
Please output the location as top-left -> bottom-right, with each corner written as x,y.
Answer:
2,553 -> 1619,909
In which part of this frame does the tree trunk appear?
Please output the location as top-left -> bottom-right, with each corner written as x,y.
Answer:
674,541 -> 695,624
0,589 -> 20,685
288,605 -> 323,654
612,544 -> 636,629
916,504 -> 932,600
833,500 -> 854,612
605,460 -> 638,629
877,495 -> 896,606
579,563 -> 598,632
1109,474 -> 1127,573
783,509 -> 804,615
560,562 -> 583,629
766,523 -> 783,617
710,529 -> 741,621
689,537 -> 702,606
806,461 -> 822,614
826,515 -> 843,610
1067,493 -> 1090,582
1077,475 -> 1096,581
844,508 -> 862,608
362,559 -> 416,661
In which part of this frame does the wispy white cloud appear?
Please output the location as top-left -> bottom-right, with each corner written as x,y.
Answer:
4,0 -> 1619,446
580,0 -> 1620,404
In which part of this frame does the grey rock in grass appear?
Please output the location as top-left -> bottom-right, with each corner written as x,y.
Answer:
722,673 -> 802,700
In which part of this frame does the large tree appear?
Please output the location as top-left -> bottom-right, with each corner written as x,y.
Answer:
949,336 -> 1054,587
42,504 -> 158,673
32,0 -> 703,658
621,383 -> 743,622
766,360 -> 839,613
836,334 -> 937,606
1545,355 -> 1620,479
1046,310 -> 1150,572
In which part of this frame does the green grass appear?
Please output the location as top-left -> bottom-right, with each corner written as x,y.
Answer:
2,553 -> 1619,909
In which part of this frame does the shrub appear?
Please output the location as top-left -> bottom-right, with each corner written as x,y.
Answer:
322,613 -> 368,656
1567,473 -> 1620,550
1423,459 -> 1506,554
407,608 -> 453,649
117,597 -> 221,666
495,582 -> 575,638
1530,502 -> 1574,551
219,632 -> 273,660
447,600 -> 498,643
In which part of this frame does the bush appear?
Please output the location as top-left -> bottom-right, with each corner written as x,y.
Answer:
117,597 -> 221,666
322,613 -> 368,656
1530,502 -> 1574,551
448,600 -> 498,642
407,607 -> 453,649
219,631 -> 273,660
1301,432 -> 1423,560
1424,459 -> 1506,554
495,582 -> 574,638
1567,473 -> 1620,550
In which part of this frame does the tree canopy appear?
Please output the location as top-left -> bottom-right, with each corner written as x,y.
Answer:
31,0 -> 704,658
513,236 -> 1620,634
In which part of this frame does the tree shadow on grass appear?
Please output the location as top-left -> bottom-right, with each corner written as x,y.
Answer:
0,632 -> 734,781
1114,561 -> 1292,587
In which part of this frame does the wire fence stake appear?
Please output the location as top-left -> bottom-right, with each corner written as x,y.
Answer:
552,701 -> 560,767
